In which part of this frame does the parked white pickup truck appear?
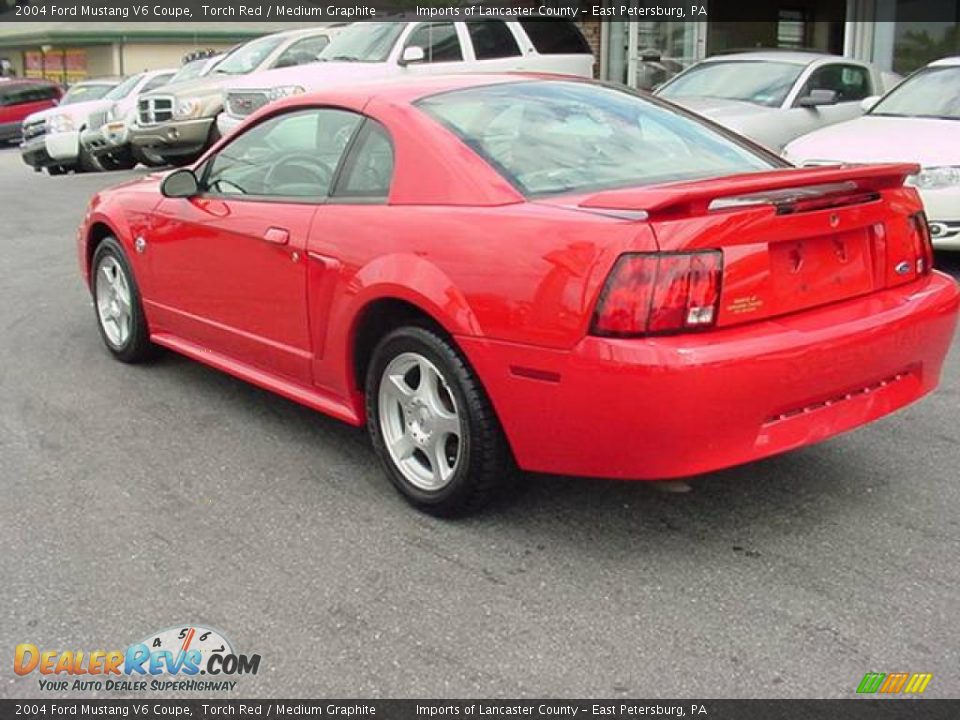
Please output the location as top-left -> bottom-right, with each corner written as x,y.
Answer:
219,20 -> 595,135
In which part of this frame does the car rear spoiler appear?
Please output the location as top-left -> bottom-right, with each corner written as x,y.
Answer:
578,164 -> 920,219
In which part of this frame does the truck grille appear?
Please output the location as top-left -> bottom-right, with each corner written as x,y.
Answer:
22,118 -> 46,141
138,96 -> 174,125
225,90 -> 269,118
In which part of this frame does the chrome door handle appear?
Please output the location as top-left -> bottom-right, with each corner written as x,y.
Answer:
263,227 -> 289,245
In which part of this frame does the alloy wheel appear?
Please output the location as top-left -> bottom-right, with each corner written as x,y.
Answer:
95,256 -> 133,348
378,352 -> 463,491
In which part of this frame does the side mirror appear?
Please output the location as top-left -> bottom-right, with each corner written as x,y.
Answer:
161,168 -> 199,198
797,89 -> 838,108
399,46 -> 425,66
860,95 -> 880,113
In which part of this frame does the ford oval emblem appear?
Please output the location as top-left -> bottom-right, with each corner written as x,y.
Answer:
895,260 -> 912,275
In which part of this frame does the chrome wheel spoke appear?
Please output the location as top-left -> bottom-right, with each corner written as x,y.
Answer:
94,256 -> 133,348
378,351 -> 464,492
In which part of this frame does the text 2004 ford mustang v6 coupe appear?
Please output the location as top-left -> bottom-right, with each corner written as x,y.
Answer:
77,75 -> 959,515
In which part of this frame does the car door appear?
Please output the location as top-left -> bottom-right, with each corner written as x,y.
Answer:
396,22 -> 472,75
782,62 -> 874,141
147,107 -> 364,384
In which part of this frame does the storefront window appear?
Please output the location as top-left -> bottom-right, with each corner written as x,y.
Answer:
872,1 -> 960,75
605,21 -> 703,90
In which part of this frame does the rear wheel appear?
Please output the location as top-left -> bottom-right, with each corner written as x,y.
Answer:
132,146 -> 167,168
91,237 -> 156,363
365,326 -> 509,516
46,165 -> 68,176
98,151 -> 137,171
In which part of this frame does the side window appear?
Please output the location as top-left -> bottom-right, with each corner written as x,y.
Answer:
466,21 -> 522,60
799,64 -> 871,103
142,73 -> 173,93
333,121 -> 394,200
203,108 -> 362,199
275,35 -> 331,68
518,21 -> 592,55
405,23 -> 463,63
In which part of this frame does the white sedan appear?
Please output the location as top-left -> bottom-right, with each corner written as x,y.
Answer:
655,51 -> 899,152
784,57 -> 960,250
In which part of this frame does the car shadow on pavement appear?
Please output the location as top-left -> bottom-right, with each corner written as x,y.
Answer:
143,349 -> 875,544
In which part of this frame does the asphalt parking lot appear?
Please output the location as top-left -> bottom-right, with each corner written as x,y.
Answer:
1,145 -> 958,700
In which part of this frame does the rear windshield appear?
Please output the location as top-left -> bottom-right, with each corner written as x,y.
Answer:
416,80 -> 776,197
0,83 -> 58,106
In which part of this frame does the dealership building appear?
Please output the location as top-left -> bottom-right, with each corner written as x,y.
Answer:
0,3 -> 956,90
597,0 -> 959,88
0,21 -> 319,83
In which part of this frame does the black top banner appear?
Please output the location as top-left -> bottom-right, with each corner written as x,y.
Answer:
1,0 -> 959,23
2,700 -> 960,720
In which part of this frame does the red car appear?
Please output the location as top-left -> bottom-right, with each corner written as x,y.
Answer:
78,74 -> 959,515
0,79 -> 61,144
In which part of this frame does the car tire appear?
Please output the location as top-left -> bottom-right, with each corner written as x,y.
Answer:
99,152 -> 137,171
90,237 -> 156,364
365,325 -> 509,517
78,145 -> 100,172
46,165 -> 67,176
132,146 -> 167,168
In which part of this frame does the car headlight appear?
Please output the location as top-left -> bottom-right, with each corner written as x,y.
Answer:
268,85 -> 305,101
174,97 -> 204,120
907,166 -> 960,190
46,114 -> 75,134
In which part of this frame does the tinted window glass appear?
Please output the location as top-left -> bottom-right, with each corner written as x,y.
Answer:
0,84 -> 58,105
799,64 -> 871,103
467,21 -> 521,60
405,23 -> 463,63
105,74 -> 143,101
204,108 -> 362,198
519,21 -> 591,55
214,34 -> 285,75
334,122 -> 394,199
418,81 -> 775,196
275,34 -> 331,68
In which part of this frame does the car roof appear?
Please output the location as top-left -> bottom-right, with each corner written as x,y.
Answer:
929,56 -> 960,67
702,50 -> 841,66
276,72 -> 582,110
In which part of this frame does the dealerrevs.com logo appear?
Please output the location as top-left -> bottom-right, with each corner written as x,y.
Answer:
15,625 -> 260,692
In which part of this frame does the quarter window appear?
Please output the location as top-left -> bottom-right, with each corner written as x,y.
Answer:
467,21 -> 522,60
405,23 -> 463,63
203,108 -> 363,199
518,21 -> 591,55
333,121 -> 394,200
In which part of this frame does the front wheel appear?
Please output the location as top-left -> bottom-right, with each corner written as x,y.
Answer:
365,326 -> 509,516
91,237 -> 156,363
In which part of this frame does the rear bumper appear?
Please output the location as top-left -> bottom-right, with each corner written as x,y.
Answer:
129,117 -> 213,157
459,272 -> 960,480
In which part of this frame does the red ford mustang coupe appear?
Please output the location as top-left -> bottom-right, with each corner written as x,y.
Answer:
78,74 -> 959,515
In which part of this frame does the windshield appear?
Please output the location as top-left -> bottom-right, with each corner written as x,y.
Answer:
317,22 -> 404,63
870,66 -> 960,119
60,83 -> 115,105
170,59 -> 206,84
658,60 -> 804,108
214,35 -> 285,75
104,74 -> 142,101
417,81 -> 776,197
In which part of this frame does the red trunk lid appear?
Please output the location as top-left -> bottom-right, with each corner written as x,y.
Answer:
578,164 -> 925,328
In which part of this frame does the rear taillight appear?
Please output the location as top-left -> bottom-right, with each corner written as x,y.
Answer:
909,211 -> 934,276
591,251 -> 723,337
